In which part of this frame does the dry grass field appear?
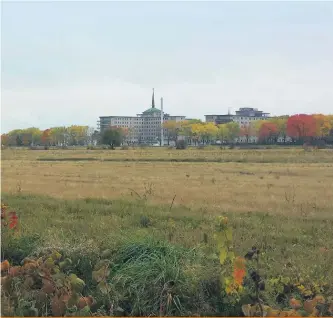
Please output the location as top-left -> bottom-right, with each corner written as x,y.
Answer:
1,148 -> 333,217
1,147 -> 333,316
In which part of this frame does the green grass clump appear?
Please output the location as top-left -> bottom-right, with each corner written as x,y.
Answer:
1,193 -> 333,316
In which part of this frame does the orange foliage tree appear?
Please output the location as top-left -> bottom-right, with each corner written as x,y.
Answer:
41,129 -> 51,146
258,122 -> 278,144
286,114 -> 316,143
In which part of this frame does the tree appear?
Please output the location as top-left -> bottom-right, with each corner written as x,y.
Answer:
287,114 -> 316,143
190,123 -> 207,144
50,127 -> 68,146
270,116 -> 288,143
1,134 -> 9,146
102,126 -> 125,149
217,124 -> 230,143
67,125 -> 89,146
7,129 -> 23,146
41,129 -> 51,146
225,122 -> 240,144
313,114 -> 332,138
239,125 -> 254,143
258,122 -> 278,144
163,121 -> 181,145
203,123 -> 218,144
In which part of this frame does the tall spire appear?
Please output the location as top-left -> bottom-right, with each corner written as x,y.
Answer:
152,88 -> 155,108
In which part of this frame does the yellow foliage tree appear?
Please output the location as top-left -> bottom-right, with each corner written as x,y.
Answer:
313,114 -> 332,137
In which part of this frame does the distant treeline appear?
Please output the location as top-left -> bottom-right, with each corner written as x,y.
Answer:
2,114 -> 333,147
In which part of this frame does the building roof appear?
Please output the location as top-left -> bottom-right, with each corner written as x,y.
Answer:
142,107 -> 161,114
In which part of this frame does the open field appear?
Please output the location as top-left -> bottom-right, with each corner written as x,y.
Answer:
2,146 -> 333,163
1,148 -> 333,316
1,148 -> 333,216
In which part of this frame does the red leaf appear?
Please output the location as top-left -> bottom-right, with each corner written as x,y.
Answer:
8,212 -> 18,229
233,257 -> 246,286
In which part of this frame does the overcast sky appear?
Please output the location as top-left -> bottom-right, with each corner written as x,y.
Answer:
1,1 -> 333,133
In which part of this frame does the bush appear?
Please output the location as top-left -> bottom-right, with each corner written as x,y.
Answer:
121,145 -> 129,150
176,140 -> 187,149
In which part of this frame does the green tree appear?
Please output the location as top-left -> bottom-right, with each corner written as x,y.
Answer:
225,122 -> 240,143
102,127 -> 125,149
217,124 -> 230,143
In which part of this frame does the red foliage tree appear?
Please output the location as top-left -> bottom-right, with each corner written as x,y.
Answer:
259,122 -> 278,143
286,114 -> 316,142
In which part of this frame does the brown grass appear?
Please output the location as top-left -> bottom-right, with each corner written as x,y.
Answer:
1,148 -> 333,218
2,147 -> 333,163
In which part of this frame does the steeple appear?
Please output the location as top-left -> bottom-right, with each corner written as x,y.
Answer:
152,88 -> 155,108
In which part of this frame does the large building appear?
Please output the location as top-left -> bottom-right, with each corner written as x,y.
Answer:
98,89 -> 185,144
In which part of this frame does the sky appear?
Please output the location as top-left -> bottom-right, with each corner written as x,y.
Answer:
1,1 -> 333,133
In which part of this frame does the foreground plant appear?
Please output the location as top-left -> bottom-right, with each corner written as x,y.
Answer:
0,250 -> 95,316
214,214 -> 333,317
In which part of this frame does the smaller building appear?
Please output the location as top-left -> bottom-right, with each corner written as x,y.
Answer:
205,107 -> 270,127
205,114 -> 234,125
205,107 -> 271,143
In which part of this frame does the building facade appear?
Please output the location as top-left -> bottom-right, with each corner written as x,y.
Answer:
98,90 -> 185,144
205,107 -> 271,143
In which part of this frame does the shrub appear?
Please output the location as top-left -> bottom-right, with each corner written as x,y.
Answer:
121,145 -> 129,150
176,140 -> 187,149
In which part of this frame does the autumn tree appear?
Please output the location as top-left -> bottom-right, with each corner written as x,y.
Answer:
313,114 -> 332,138
202,123 -> 218,144
258,122 -> 278,144
163,121 -> 182,145
41,129 -> 51,147
270,116 -> 288,143
50,127 -> 68,146
67,126 -> 89,146
239,124 -> 254,143
287,114 -> 316,143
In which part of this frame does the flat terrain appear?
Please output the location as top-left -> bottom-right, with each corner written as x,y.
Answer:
2,148 -> 333,216
1,147 -> 333,316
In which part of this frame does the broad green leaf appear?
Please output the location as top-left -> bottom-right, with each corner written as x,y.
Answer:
219,247 -> 228,265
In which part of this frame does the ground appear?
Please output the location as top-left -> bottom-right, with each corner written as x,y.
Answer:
1,147 -> 333,316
